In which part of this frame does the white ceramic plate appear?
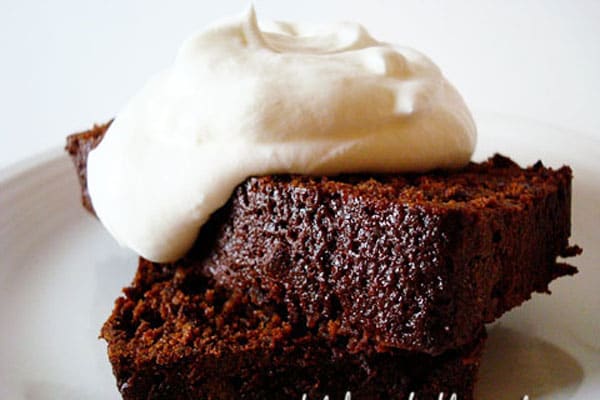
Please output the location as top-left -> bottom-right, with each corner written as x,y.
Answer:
1,113 -> 599,399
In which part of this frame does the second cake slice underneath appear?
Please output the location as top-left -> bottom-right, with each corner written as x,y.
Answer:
102,258 -> 485,400
67,123 -> 579,356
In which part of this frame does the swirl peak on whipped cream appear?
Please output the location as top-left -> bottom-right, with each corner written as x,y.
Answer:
88,7 -> 477,262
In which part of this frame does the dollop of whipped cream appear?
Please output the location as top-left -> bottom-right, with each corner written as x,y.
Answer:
88,7 -> 476,262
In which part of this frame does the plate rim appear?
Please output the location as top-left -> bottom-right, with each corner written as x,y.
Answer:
0,146 -> 66,185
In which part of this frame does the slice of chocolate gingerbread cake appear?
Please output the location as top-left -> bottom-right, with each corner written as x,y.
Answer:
67,123 -> 579,356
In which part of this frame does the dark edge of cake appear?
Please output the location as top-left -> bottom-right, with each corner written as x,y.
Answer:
65,121 -> 111,213
66,123 -> 580,356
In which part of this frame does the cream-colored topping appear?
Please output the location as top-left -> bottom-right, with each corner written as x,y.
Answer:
87,7 -> 477,262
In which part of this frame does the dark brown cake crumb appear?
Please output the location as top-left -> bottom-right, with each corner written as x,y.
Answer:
192,155 -> 579,355
101,259 -> 484,400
